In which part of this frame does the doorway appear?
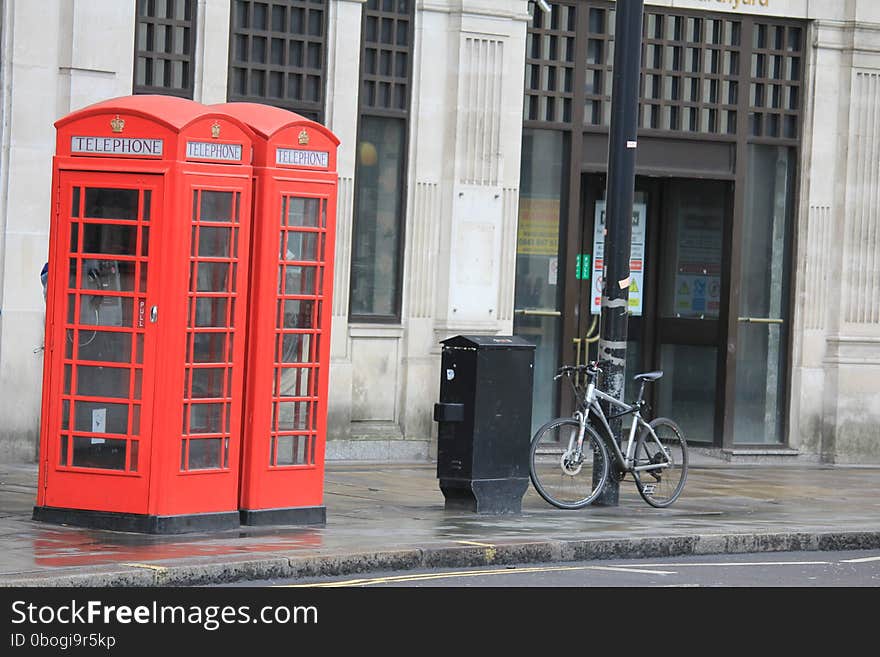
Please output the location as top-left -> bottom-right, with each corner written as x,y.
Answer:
573,174 -> 733,446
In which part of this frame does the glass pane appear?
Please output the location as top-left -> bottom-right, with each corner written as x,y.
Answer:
73,401 -> 129,434
282,232 -> 318,261
72,187 -> 81,217
191,367 -> 225,398
277,366 -> 311,397
75,365 -> 131,398
191,333 -> 227,363
82,224 -> 138,256
278,332 -> 312,363
78,296 -> 132,327
197,227 -> 231,257
199,191 -> 235,222
72,436 -> 127,470
194,297 -> 229,327
513,129 -> 566,435
286,197 -> 320,227
350,116 -> 405,317
656,344 -> 717,443
82,259 -> 136,292
189,403 -> 224,434
84,188 -> 139,220
282,299 -> 314,328
76,331 -> 132,363
281,265 -> 316,295
188,438 -> 222,469
733,145 -> 794,444
276,435 -> 310,465
195,262 -> 230,292
275,401 -> 311,431
143,190 -> 152,221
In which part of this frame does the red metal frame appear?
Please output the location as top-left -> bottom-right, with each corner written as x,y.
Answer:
37,96 -> 255,530
214,102 -> 339,521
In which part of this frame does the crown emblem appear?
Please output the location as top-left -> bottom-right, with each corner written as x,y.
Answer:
298,129 -> 309,145
110,115 -> 125,133
211,122 -> 221,138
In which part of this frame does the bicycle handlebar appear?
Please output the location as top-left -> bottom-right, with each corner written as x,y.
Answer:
554,361 -> 603,380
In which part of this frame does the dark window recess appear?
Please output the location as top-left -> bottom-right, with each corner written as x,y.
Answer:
349,0 -> 414,322
134,0 -> 197,98
227,0 -> 328,123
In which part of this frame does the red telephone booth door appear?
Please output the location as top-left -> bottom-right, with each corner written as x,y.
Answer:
42,171 -> 161,513
238,179 -> 335,523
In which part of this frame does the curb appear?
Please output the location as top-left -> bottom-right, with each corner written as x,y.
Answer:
2,529 -> 879,587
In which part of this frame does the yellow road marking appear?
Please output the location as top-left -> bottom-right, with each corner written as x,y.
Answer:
455,540 -> 497,561
278,555 -> 877,587
279,563 -> 674,587
123,563 -> 168,572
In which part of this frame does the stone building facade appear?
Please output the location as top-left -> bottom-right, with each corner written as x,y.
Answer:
0,0 -> 878,465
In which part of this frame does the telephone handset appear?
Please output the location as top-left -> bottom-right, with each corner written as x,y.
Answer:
81,259 -> 123,327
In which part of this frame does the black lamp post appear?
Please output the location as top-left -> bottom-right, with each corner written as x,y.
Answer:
594,0 -> 645,505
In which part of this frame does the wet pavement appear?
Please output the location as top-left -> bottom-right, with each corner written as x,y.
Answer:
1,455 -> 879,586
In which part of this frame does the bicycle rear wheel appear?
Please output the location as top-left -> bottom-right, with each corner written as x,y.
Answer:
633,417 -> 688,508
529,418 -> 610,510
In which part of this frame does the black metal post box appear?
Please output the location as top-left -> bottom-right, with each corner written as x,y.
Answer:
433,335 -> 535,513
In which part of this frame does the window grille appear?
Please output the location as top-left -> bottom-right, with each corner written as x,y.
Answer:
525,1 -> 804,143
134,0 -> 197,98
228,0 -> 328,122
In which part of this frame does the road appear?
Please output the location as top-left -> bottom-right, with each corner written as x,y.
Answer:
222,549 -> 880,587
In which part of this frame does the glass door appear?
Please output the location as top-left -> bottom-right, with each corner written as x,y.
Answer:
732,145 -> 795,444
514,130 -> 567,435
654,179 -> 731,444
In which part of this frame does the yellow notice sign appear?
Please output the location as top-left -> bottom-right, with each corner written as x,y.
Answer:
517,198 -> 560,256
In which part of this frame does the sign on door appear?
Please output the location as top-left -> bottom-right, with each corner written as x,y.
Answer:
591,201 -> 646,316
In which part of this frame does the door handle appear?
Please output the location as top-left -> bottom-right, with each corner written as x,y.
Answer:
737,317 -> 783,324
514,309 -> 562,317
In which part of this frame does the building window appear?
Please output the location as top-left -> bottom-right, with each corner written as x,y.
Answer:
134,0 -> 197,98
748,22 -> 803,140
227,0 -> 328,122
350,0 -> 414,322
525,2 -> 803,142
524,1 -> 577,124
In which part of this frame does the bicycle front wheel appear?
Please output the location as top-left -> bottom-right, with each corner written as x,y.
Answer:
633,417 -> 688,508
529,418 -> 610,510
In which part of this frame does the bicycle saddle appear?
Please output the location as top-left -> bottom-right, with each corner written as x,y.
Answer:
634,370 -> 663,381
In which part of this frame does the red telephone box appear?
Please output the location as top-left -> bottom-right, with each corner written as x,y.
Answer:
35,95 -> 256,533
212,102 -> 338,525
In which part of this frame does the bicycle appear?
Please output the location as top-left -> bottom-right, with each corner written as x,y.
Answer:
529,361 -> 688,509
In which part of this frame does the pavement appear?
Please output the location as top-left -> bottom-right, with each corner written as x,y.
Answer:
1,452 -> 879,587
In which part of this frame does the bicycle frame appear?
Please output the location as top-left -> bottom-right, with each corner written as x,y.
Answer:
571,377 -> 670,476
